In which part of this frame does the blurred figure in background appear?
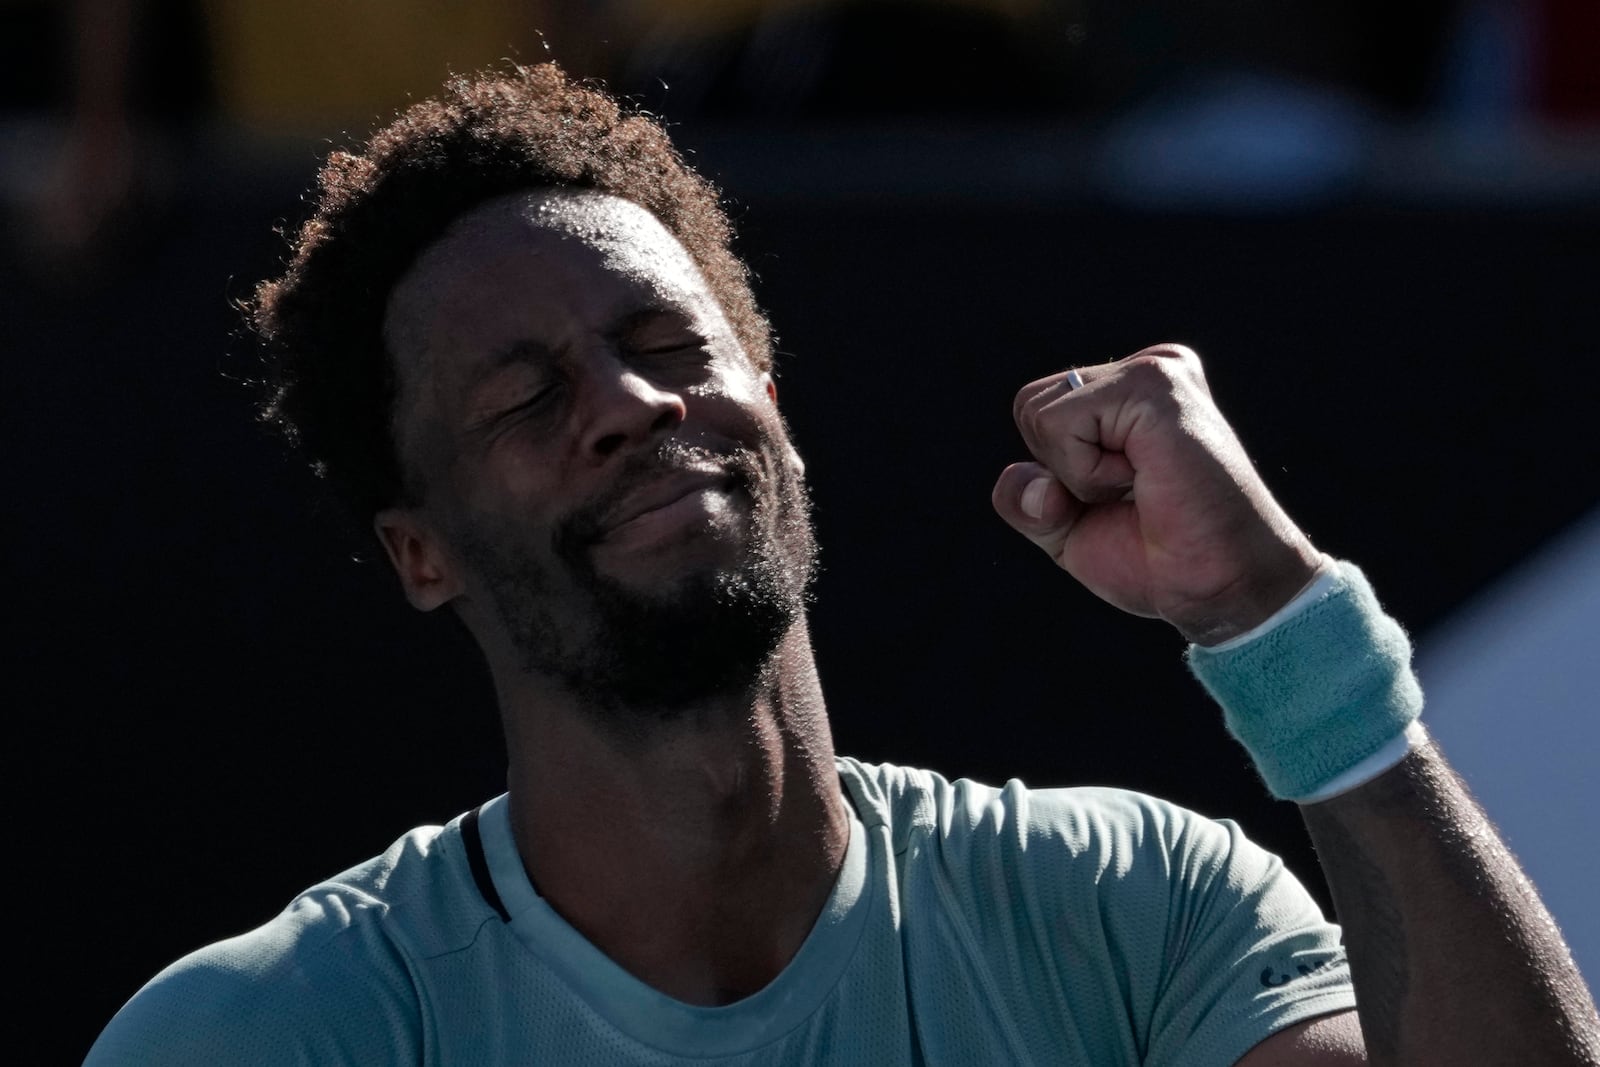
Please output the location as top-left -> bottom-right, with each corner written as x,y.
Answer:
4,0 -> 207,282
5,0 -> 591,282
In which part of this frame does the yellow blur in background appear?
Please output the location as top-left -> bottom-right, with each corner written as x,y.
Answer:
203,0 -> 548,132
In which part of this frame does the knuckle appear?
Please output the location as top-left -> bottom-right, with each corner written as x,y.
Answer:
1124,343 -> 1203,383
1123,353 -> 1179,390
1125,345 -> 1210,398
1117,356 -> 1191,420
1127,341 -> 1198,365
1149,343 -> 1208,389
1149,341 -> 1199,362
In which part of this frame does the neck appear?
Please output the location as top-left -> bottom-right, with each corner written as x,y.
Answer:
495,619 -> 849,1005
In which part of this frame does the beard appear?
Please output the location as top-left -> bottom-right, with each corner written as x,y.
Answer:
452,436 -> 817,726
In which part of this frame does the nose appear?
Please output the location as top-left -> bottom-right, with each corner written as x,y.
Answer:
577,355 -> 687,463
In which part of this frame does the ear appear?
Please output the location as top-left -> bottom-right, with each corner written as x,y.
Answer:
374,506 -> 462,612
760,373 -> 807,478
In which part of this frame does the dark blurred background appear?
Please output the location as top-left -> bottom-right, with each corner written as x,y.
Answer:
5,1 -> 1597,1061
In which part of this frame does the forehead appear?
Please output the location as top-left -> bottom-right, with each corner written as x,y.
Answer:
437,188 -> 702,292
383,189 -> 720,379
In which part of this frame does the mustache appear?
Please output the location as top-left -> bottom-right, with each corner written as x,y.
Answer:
553,440 -> 763,558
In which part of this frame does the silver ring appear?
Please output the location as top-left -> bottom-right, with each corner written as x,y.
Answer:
1065,369 -> 1085,391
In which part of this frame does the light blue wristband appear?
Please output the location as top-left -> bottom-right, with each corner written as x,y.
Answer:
1185,560 -> 1424,801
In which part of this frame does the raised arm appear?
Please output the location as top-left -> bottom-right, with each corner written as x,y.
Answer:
1300,739 -> 1597,1064
991,344 -> 1600,1066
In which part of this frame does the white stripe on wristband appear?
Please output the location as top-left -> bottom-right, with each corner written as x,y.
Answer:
1186,559 -> 1425,801
1296,720 -> 1428,804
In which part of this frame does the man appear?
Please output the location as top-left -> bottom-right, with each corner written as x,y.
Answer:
88,64 -> 1597,1065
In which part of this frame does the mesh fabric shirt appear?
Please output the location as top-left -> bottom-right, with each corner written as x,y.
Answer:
88,759 -> 1353,1065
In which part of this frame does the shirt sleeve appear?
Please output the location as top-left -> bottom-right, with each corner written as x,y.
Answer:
84,890 -> 425,1066
1134,800 -> 1355,1067
923,775 -> 1356,1067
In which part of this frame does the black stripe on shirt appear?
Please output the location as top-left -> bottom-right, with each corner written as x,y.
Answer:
461,805 -> 511,923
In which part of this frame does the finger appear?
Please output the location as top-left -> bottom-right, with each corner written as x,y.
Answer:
1009,361 -> 1115,427
1011,368 -> 1093,465
1010,345 -> 1200,429
1013,378 -> 1137,503
991,460 -> 1083,562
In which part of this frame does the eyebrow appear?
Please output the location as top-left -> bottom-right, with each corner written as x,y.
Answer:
467,303 -> 687,387
468,338 -> 559,391
612,302 -> 688,338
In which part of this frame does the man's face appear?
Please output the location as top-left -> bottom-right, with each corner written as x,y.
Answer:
381,190 -> 815,722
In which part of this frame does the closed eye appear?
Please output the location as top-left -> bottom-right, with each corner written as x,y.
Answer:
503,384 -> 559,417
619,305 -> 710,365
469,383 -> 561,435
632,339 -> 711,371
635,334 -> 705,353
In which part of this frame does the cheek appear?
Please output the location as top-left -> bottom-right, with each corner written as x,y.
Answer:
443,439 -> 560,525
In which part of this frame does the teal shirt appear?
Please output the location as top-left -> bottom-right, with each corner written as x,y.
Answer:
88,760 -> 1353,1065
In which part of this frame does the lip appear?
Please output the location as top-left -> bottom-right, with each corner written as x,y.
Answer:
595,469 -> 733,544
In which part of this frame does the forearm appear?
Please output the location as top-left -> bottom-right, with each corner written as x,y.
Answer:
1301,739 -> 1599,1066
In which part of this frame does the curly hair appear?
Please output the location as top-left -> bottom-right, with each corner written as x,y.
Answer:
250,63 -> 773,528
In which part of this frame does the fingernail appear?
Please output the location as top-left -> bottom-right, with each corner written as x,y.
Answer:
1021,476 -> 1051,520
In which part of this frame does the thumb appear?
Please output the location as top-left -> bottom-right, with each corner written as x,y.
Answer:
992,461 -> 1082,563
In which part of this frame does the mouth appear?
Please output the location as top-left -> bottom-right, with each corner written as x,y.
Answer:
593,468 -> 739,547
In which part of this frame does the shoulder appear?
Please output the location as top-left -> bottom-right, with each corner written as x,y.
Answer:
838,756 -> 1324,963
87,817 -> 498,1065
838,755 -> 1260,883
839,758 -> 1352,1065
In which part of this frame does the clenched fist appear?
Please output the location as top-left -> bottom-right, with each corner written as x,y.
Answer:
991,344 -> 1323,646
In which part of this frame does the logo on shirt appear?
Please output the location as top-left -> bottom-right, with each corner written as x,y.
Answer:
1259,951 -> 1344,989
